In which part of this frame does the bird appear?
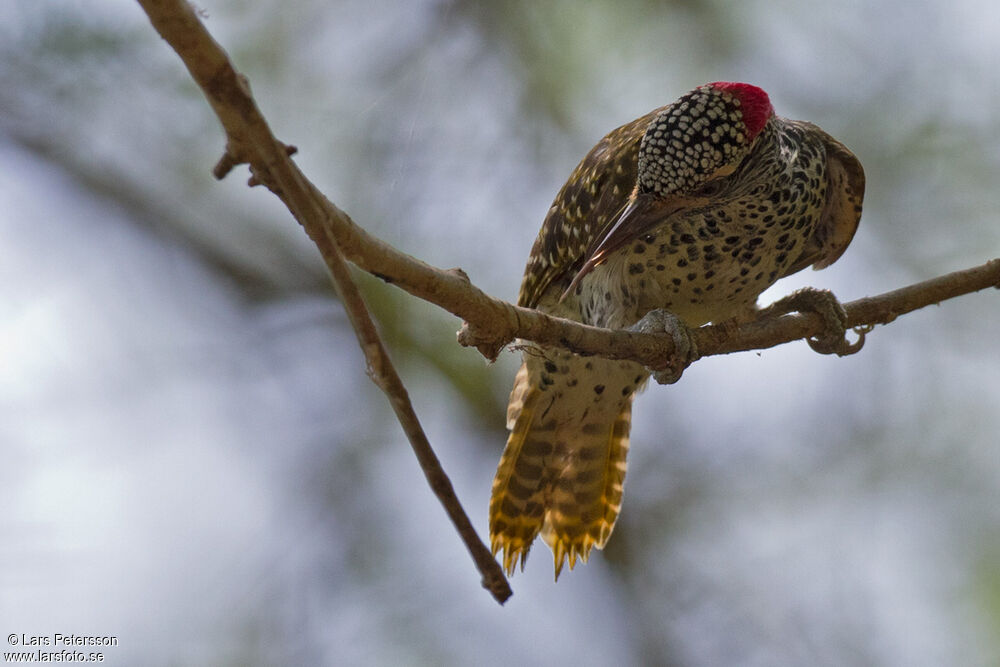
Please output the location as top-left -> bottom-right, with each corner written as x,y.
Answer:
488,82 -> 865,579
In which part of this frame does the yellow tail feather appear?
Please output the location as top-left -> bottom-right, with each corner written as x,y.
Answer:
489,358 -> 637,579
489,366 -> 547,574
540,398 -> 632,579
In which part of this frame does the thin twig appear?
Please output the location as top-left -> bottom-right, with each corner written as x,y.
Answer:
314,224 -> 513,604
137,0 -> 511,604
691,259 -> 1000,358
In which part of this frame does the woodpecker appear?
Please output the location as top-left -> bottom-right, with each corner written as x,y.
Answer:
489,82 -> 865,579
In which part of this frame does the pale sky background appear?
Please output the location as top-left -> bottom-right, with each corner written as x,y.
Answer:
2,1 -> 1000,665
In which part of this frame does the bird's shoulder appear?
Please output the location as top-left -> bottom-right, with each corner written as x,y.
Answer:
518,109 -> 661,308
776,119 -> 865,276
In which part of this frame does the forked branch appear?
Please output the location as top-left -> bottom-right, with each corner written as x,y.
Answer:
138,0 -> 513,604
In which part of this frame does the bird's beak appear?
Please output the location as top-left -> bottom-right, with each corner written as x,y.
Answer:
562,191 -> 689,300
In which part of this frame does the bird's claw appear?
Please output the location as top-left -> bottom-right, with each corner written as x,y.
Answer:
759,288 -> 865,357
629,309 -> 699,384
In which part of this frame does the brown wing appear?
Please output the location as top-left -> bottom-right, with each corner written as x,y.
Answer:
518,110 -> 660,308
782,122 -> 866,276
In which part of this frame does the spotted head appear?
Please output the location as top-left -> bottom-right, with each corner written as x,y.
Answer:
565,83 -> 775,292
637,82 -> 774,197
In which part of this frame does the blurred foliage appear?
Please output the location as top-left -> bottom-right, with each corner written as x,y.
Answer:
3,1 -> 1000,665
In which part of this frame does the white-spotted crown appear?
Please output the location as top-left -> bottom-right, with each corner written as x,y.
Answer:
637,82 -> 774,197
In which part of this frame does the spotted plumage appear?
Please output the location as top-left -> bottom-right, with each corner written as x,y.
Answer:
638,83 -> 764,196
490,82 -> 865,579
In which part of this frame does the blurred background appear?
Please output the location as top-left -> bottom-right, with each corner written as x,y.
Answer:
2,1 -> 999,665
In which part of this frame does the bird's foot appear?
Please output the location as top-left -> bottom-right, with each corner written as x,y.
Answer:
758,287 -> 866,356
629,309 -> 699,384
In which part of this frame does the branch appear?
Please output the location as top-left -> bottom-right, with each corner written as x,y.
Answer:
137,0 -> 513,603
691,259 -> 1000,358
136,1 -> 999,372
137,0 -> 999,600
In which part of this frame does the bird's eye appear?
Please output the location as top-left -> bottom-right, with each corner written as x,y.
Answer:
695,179 -> 725,197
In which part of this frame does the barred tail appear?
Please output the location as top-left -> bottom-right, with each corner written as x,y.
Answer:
489,357 -> 638,579
489,363 -> 548,574
540,397 -> 632,579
